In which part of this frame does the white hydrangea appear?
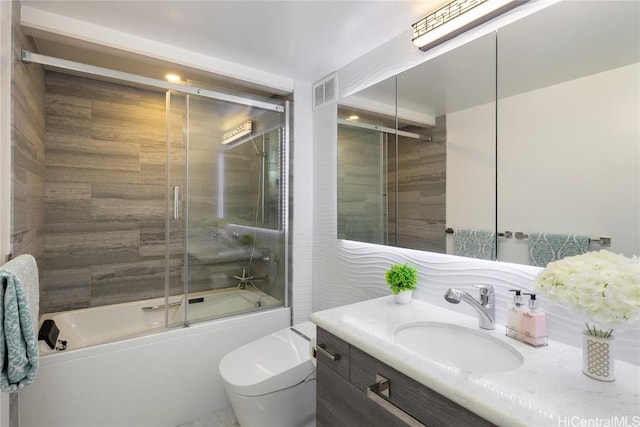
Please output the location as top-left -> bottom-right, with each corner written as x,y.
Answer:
535,250 -> 640,332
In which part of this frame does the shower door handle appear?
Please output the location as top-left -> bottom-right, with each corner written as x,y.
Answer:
173,186 -> 180,220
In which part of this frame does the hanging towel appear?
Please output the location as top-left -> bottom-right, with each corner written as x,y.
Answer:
528,233 -> 590,267
453,229 -> 496,260
0,254 -> 39,392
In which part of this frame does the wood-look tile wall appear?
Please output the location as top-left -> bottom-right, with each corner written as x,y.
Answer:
11,7 -> 45,426
42,72 -> 174,313
388,116 -> 446,252
11,3 -> 45,281
42,74 -> 284,313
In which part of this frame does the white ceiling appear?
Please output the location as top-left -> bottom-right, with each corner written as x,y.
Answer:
21,0 -> 448,84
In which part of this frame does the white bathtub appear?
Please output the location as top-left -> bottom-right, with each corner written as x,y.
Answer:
20,289 -> 290,427
38,287 -> 281,354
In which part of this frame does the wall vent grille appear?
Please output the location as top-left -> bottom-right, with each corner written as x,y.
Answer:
313,73 -> 337,110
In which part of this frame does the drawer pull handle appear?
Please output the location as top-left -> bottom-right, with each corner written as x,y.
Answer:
367,374 -> 426,427
315,343 -> 341,361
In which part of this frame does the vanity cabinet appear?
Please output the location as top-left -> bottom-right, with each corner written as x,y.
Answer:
316,328 -> 496,427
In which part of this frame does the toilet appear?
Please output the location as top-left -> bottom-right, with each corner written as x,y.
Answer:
219,321 -> 317,427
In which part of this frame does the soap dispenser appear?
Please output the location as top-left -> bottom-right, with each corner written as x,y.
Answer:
522,293 -> 547,346
507,289 -> 524,339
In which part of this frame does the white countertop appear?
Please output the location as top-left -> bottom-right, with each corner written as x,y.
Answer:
310,296 -> 640,427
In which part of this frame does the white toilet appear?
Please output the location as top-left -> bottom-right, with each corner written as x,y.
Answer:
219,321 -> 317,427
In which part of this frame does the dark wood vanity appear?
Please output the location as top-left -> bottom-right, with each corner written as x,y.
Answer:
316,327 -> 496,427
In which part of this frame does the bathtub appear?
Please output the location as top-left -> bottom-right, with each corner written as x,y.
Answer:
38,287 -> 282,354
20,288 -> 290,427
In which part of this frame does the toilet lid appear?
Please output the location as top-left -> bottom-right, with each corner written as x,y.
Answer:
219,322 -> 316,397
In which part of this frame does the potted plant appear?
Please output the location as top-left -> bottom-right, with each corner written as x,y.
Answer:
385,263 -> 418,304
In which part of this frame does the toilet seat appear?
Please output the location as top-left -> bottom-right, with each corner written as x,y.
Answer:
219,321 -> 316,397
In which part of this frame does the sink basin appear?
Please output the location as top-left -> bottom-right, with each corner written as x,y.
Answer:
394,322 -> 523,373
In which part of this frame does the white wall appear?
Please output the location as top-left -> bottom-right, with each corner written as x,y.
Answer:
291,80 -> 314,324
497,63 -> 640,264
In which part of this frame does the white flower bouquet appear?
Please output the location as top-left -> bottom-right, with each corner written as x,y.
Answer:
535,250 -> 640,338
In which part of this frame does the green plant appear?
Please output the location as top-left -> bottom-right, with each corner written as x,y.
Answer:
238,234 -> 255,246
385,263 -> 418,295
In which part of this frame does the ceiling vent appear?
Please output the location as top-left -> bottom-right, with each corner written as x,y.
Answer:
313,73 -> 337,110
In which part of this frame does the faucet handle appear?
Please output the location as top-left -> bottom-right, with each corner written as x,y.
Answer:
473,285 -> 494,304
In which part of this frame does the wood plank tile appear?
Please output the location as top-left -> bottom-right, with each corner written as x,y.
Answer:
44,224 -> 140,269
45,182 -> 92,224
40,268 -> 92,313
91,183 -> 165,220
90,258 -> 181,306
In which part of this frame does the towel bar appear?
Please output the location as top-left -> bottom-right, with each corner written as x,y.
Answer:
498,231 -> 611,246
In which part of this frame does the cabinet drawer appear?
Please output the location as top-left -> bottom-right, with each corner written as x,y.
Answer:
316,328 -> 350,381
317,359 -> 406,427
350,346 -> 496,427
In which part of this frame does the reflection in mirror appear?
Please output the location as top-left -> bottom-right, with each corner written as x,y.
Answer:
337,76 -> 397,245
398,32 -> 496,257
222,125 -> 283,231
337,32 -> 497,259
496,0 -> 640,266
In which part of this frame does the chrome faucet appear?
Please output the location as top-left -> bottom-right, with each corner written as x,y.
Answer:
444,285 -> 495,330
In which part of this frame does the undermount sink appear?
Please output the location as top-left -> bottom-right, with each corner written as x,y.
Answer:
394,322 -> 523,373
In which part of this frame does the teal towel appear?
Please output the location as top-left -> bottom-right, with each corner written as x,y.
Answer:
528,233 -> 590,267
453,229 -> 496,260
0,254 -> 39,392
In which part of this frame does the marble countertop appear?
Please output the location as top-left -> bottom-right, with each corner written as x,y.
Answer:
310,296 -> 640,426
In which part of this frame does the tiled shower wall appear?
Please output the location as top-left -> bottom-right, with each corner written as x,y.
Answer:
11,2 -> 45,276
41,72 -> 283,313
10,3 -> 45,426
41,71 -> 177,313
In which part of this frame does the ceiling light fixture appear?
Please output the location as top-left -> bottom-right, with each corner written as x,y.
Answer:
412,0 -> 527,51
221,120 -> 253,145
165,74 -> 182,82
348,115 -> 360,121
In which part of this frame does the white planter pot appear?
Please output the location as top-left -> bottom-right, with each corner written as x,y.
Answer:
394,290 -> 412,304
582,331 -> 615,382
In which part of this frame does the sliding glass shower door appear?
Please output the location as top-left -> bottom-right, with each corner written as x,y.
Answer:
167,90 -> 288,327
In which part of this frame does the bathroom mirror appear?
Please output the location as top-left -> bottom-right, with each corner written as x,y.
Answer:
496,0 -> 640,265
337,0 -> 639,266
337,32 -> 497,255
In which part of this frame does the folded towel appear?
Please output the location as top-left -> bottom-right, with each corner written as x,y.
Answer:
528,233 -> 590,267
0,254 -> 39,392
453,229 -> 496,260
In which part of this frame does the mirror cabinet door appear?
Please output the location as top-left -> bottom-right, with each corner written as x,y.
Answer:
337,32 -> 497,259
337,76 -> 397,245
496,1 -> 640,266
397,32 -> 497,257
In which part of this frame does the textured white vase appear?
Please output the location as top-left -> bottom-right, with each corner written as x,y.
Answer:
582,331 -> 615,382
394,290 -> 412,304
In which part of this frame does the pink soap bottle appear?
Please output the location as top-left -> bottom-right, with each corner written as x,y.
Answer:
522,293 -> 546,346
